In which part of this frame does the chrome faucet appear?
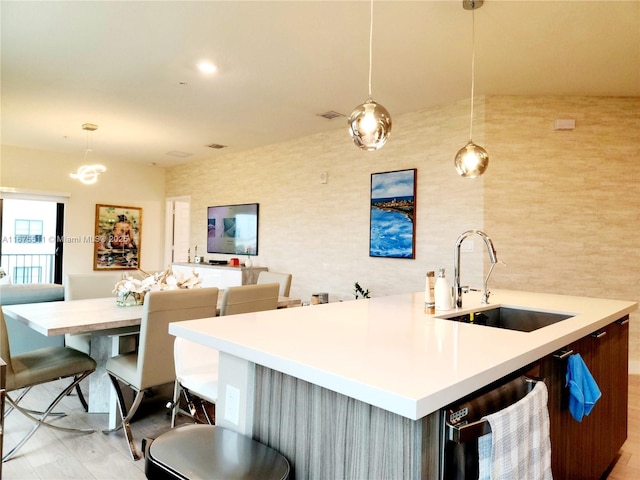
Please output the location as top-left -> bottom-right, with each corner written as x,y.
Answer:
453,230 -> 498,308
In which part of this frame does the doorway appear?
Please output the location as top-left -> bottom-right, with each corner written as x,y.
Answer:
164,196 -> 191,266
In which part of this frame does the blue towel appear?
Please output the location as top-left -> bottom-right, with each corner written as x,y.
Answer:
566,353 -> 601,422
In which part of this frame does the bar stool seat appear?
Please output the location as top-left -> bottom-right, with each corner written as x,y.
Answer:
144,424 -> 290,480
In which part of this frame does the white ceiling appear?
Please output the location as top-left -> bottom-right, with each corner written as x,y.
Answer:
2,1 -> 639,167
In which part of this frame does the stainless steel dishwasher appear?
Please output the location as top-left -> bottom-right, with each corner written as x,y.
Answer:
440,373 -> 541,479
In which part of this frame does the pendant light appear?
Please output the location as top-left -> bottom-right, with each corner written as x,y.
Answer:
454,0 -> 489,178
348,0 -> 392,151
70,123 -> 106,184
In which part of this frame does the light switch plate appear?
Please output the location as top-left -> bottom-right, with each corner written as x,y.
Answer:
224,385 -> 240,425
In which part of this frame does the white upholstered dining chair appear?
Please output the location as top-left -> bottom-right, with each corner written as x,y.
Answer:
0,309 -> 97,462
64,272 -> 125,353
169,283 -> 280,427
256,271 -> 292,297
219,282 -> 280,316
170,336 -> 219,427
64,272 -> 132,410
103,287 -> 218,460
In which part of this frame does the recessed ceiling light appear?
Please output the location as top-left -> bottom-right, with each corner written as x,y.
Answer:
197,61 -> 217,74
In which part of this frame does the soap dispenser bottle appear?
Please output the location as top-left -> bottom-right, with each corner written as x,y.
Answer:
434,268 -> 452,311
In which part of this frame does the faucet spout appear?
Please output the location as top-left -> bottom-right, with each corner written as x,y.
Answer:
453,229 -> 498,308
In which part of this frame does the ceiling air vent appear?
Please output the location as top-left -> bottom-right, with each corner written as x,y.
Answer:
317,111 -> 345,120
206,143 -> 227,149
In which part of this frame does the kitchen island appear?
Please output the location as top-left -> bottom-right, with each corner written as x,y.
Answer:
169,289 -> 637,479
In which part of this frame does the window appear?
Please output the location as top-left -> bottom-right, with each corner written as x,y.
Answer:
1,195 -> 65,284
13,266 -> 43,284
14,219 -> 44,244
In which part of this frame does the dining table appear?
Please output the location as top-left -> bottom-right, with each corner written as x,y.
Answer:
2,293 -> 300,428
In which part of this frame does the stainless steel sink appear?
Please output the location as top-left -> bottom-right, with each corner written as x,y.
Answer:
438,307 -> 574,332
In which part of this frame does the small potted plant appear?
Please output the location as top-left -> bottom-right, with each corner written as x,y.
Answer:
353,282 -> 370,299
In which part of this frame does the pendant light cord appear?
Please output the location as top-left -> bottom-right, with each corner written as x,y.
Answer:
368,0 -> 374,98
469,7 -> 476,140
84,130 -> 92,161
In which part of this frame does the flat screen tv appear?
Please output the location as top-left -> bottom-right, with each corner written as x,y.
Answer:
206,203 -> 259,255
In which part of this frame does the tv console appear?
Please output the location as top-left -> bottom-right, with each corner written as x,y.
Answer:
172,262 -> 267,288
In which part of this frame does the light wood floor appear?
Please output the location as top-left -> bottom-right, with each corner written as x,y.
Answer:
607,375 -> 640,479
2,376 -> 640,479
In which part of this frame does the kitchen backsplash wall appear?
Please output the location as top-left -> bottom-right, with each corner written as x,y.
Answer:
485,95 -> 639,369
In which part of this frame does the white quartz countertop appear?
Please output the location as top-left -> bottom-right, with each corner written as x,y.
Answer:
169,289 -> 637,420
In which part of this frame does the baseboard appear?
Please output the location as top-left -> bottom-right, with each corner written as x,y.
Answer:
629,361 -> 640,375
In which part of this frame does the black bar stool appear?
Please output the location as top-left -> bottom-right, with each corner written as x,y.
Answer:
144,424 -> 290,480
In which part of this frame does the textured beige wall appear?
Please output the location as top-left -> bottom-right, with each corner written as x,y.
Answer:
166,99 -> 487,304
485,96 -> 640,369
167,95 -> 639,368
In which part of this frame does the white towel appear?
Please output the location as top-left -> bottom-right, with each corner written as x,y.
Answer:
478,381 -> 552,480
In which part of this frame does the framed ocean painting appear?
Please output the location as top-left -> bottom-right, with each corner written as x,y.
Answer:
369,168 -> 416,259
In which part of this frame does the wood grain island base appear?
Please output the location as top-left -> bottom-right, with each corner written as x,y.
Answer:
253,366 -> 441,478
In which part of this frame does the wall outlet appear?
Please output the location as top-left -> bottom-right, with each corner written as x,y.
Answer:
224,385 -> 240,425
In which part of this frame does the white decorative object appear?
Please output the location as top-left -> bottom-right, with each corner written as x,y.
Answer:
245,246 -> 253,267
0,267 -> 11,285
113,267 -> 202,306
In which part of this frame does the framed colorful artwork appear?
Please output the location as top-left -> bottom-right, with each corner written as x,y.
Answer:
93,204 -> 142,270
369,168 -> 416,259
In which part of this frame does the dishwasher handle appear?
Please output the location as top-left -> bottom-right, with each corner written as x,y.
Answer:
445,377 -> 541,444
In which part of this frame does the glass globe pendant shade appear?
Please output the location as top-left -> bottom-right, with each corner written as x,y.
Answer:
348,99 -> 392,151
454,140 -> 489,178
